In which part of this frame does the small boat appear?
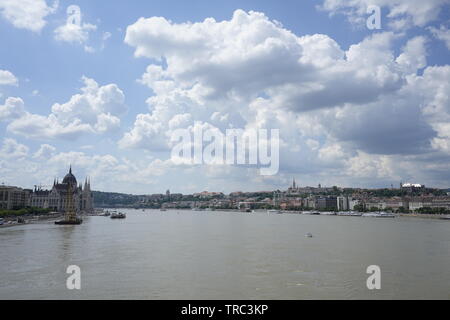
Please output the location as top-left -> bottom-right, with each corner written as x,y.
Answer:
362,212 -> 396,218
337,211 -> 362,216
303,211 -> 320,215
160,208 -> 167,211
267,209 -> 281,214
111,212 -> 126,219
305,232 -> 313,238
55,218 -> 83,225
377,212 -> 396,218
320,211 -> 336,215
439,215 -> 450,220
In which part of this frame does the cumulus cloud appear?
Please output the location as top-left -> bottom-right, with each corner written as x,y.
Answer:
319,0 -> 450,29
118,9 -> 450,188
0,97 -> 25,121
0,138 -> 28,159
6,77 -> 126,140
54,22 -> 97,44
33,144 -> 56,159
429,25 -> 450,50
0,0 -> 57,32
0,69 -> 18,86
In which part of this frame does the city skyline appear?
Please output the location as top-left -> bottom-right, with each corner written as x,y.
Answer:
1,0 -> 450,194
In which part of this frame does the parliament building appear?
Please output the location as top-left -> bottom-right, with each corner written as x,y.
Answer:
30,166 -> 93,213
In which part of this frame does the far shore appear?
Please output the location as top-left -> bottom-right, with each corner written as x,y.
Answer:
399,213 -> 450,220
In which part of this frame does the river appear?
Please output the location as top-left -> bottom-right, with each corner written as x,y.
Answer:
0,209 -> 449,299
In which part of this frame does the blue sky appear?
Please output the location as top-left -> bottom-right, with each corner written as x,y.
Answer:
1,0 -> 450,194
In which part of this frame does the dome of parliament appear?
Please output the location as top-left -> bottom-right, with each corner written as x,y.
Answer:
62,166 -> 77,186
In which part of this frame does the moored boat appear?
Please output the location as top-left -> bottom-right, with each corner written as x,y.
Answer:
111,212 -> 126,219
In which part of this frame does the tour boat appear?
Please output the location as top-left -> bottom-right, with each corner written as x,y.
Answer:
362,212 -> 395,218
55,218 -> 83,225
111,212 -> 126,219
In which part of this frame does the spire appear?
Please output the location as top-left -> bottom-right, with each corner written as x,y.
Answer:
69,164 -> 72,174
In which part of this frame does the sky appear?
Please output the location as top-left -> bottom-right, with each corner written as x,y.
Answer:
0,0 -> 450,194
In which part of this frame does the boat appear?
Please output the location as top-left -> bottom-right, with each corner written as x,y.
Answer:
55,182 -> 83,225
377,212 -> 396,218
111,212 -> 126,219
320,211 -> 336,215
305,232 -> 313,238
362,212 -> 396,218
267,209 -> 281,214
160,208 -> 167,211
337,211 -> 362,216
303,211 -> 320,215
439,215 -> 450,220
55,218 -> 82,225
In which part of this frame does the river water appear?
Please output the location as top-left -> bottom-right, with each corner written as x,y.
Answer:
0,209 -> 449,299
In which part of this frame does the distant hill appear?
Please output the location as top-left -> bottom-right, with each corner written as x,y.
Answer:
92,191 -> 142,207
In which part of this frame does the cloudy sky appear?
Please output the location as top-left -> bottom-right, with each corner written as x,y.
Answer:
1,0 -> 450,194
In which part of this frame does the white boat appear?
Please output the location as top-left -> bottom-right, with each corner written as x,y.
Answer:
320,211 -> 336,215
377,212 -> 396,218
337,211 -> 362,216
111,212 -> 126,219
302,211 -> 320,215
267,209 -> 281,214
305,232 -> 313,238
362,212 -> 396,218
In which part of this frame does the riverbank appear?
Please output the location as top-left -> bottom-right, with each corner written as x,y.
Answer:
399,213 -> 450,220
0,212 -> 64,228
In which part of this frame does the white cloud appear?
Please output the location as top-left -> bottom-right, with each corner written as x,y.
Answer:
0,138 -> 28,159
54,22 -> 97,44
118,9 -> 450,188
319,0 -> 450,29
6,77 -> 127,140
0,69 -> 18,85
0,0 -> 57,32
396,36 -> 428,75
429,25 -> 450,50
33,144 -> 56,159
0,97 -> 25,121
